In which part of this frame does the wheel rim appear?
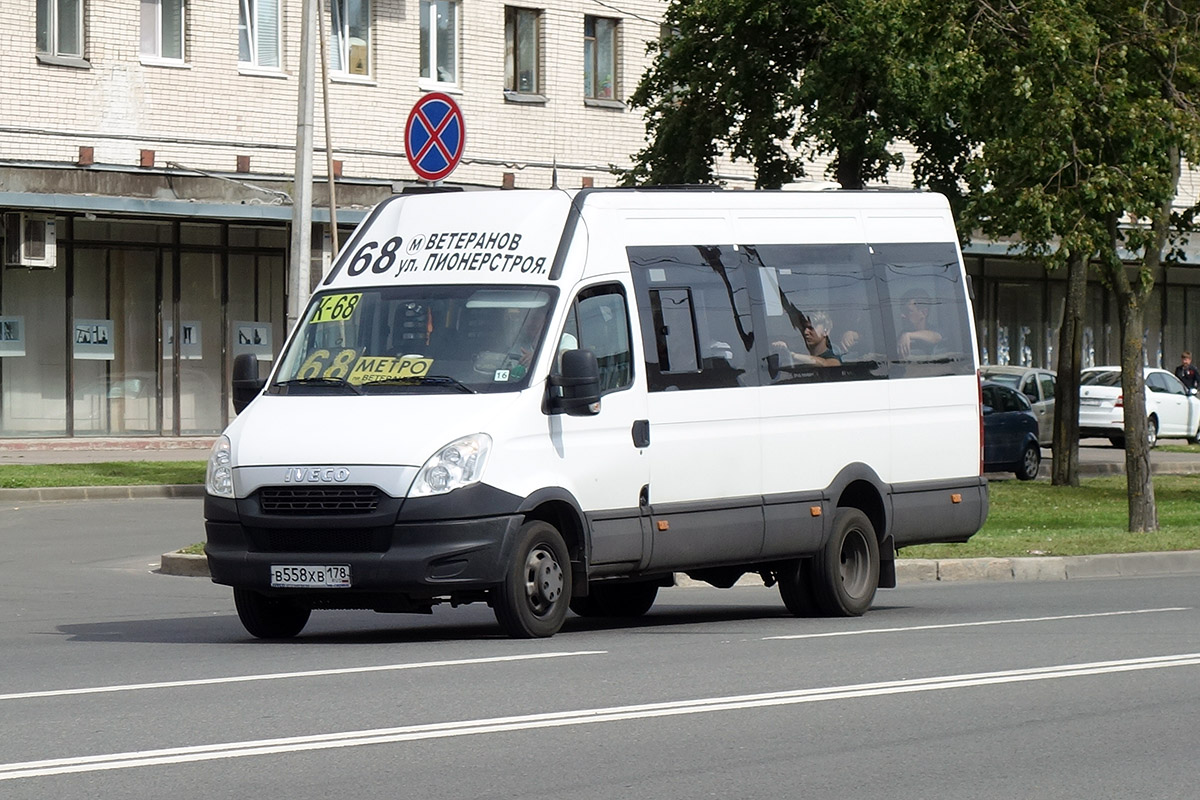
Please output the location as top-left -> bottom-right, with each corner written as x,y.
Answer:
1023,446 -> 1040,475
522,545 -> 564,617
1147,420 -> 1158,447
838,528 -> 871,598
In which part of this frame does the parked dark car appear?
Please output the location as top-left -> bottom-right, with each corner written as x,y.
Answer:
982,381 -> 1042,480
980,365 -> 1056,446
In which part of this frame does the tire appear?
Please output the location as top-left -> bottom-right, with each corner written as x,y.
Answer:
493,520 -> 572,638
1146,416 -> 1159,448
569,582 -> 659,618
777,558 -> 820,617
1109,436 -> 1125,449
233,588 -> 311,639
810,508 -> 880,617
1015,442 -> 1041,481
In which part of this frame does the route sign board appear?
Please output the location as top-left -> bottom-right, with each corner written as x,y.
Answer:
405,92 -> 466,183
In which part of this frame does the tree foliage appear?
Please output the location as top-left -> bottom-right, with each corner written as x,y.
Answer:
625,0 -> 974,190
626,0 -> 1200,530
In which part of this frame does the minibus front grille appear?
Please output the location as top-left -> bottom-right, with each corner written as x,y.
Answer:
258,486 -> 382,515
248,526 -> 388,554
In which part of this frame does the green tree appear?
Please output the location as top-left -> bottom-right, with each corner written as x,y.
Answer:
959,0 -> 1200,529
625,0 -> 973,190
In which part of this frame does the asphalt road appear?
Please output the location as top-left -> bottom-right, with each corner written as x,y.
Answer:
2,496 -> 1199,799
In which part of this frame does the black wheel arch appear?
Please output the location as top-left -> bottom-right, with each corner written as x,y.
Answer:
515,487 -> 591,593
825,464 -> 894,589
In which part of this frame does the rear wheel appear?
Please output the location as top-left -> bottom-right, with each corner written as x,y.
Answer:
810,508 -> 879,617
233,588 -> 311,639
777,559 -> 820,617
1015,442 -> 1041,481
493,520 -> 571,638
570,582 -> 659,618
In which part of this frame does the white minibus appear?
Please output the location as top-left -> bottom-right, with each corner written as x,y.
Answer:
204,188 -> 987,639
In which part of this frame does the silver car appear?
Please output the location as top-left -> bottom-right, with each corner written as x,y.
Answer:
980,365 -> 1057,446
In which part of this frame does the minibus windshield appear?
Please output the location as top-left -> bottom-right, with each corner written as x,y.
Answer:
271,285 -> 558,395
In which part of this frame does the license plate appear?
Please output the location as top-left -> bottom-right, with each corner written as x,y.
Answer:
270,565 -> 351,588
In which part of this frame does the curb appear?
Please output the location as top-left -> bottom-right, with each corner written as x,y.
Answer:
162,550 -> 1200,582
0,484 -> 205,502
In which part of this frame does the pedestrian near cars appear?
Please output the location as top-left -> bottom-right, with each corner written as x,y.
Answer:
1175,351 -> 1199,393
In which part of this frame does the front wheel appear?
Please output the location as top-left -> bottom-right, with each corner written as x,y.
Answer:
1015,442 -> 1041,481
1146,416 -> 1159,448
233,588 -> 311,639
493,520 -> 572,638
810,508 -> 880,617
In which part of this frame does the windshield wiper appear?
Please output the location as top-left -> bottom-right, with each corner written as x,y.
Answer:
273,377 -> 362,395
359,374 -> 475,394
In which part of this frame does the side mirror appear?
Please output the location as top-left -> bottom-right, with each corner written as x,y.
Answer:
548,349 -> 601,416
982,404 -> 994,416
232,353 -> 265,413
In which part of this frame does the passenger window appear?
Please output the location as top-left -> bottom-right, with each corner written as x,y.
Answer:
873,242 -> 974,377
629,245 -> 755,392
1040,374 -> 1055,400
1020,375 -> 1038,401
561,285 -> 634,395
746,243 -> 885,384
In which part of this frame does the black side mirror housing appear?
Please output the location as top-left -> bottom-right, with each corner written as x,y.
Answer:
232,353 -> 265,413
548,349 -> 601,416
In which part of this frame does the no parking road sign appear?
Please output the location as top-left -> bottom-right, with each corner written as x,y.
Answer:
405,92 -> 465,183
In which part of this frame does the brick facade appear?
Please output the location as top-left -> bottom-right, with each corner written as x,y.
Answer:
1,0 -> 728,191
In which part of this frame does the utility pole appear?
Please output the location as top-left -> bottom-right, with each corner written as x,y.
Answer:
287,0 -> 317,332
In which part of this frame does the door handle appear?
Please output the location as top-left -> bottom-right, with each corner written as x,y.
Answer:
632,419 -> 650,448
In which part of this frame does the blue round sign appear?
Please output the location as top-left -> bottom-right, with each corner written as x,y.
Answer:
405,92 -> 466,182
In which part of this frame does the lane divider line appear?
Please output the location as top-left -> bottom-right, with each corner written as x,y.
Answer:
3,652 -> 1200,781
0,651 -> 608,702
763,607 -> 1190,640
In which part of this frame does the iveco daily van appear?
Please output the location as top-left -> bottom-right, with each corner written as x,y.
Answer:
204,188 -> 987,639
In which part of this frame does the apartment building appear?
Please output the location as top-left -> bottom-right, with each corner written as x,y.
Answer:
3,0 -> 1200,439
0,0 -> 684,437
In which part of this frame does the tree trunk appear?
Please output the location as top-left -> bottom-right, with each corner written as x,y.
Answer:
1116,295 -> 1157,531
1051,255 -> 1087,486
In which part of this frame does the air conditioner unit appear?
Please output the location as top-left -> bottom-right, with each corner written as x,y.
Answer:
3,213 -> 58,268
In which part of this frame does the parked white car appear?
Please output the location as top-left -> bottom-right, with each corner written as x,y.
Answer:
1078,366 -> 1200,447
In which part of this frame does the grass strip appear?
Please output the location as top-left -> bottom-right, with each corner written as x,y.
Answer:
899,474 -> 1200,558
0,461 -> 206,489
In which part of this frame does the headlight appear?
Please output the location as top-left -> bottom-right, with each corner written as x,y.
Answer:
205,435 -> 234,498
411,433 -> 492,497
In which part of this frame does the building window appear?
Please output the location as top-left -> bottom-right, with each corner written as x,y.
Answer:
140,0 -> 185,63
329,0 -> 370,76
505,7 -> 540,95
584,16 -> 617,100
36,0 -> 84,59
420,0 -> 458,85
239,0 -> 280,68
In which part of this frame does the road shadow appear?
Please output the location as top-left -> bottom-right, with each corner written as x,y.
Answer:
53,597 -> 910,645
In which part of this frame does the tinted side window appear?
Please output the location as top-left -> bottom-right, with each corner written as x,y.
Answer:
745,243 -> 886,384
1040,374 -> 1056,400
1162,372 -> 1187,395
873,242 -> 974,377
629,245 -> 755,391
561,284 -> 633,395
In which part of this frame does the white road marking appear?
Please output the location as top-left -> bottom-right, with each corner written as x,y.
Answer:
763,607 -> 1190,640
3,652 -> 1199,781
0,651 -> 607,702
